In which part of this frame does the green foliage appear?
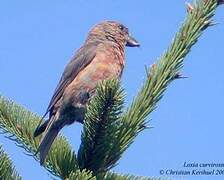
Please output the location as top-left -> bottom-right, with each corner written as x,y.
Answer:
45,136 -> 78,178
78,79 -> 125,173
78,0 -> 221,176
0,0 -> 222,179
66,170 -> 95,180
101,0 -> 220,167
66,171 -> 163,180
0,95 -> 40,153
0,96 -> 78,178
104,172 -> 163,180
0,145 -> 21,180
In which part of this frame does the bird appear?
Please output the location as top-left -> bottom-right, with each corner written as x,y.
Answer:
33,20 -> 140,165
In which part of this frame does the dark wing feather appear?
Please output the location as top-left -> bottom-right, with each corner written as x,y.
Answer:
43,41 -> 99,118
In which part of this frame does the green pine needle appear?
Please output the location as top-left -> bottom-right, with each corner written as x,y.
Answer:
66,170 -> 96,180
0,96 -> 78,178
0,0 -> 222,179
77,0 -> 220,175
0,145 -> 22,180
109,0 -> 219,166
78,79 -> 125,174
104,172 -> 164,180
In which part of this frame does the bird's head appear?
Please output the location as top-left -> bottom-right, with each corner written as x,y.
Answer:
86,21 -> 140,48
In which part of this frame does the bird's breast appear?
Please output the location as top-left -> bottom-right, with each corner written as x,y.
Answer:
64,44 -> 125,102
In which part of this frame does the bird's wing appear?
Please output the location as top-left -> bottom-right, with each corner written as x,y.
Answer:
43,41 -> 99,118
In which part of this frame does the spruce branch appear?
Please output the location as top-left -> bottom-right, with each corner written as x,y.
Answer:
0,145 -> 22,180
66,170 -> 96,180
122,0 -> 220,128
79,0 -> 222,172
78,79 -> 125,174
78,0 -> 222,175
44,137 -> 78,179
104,172 -> 163,180
109,0 -> 221,165
0,96 -> 78,179
0,0 -> 222,179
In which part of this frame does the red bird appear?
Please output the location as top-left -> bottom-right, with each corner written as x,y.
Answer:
34,21 -> 139,165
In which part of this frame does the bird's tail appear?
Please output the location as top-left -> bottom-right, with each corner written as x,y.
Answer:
37,113 -> 61,165
33,119 -> 49,138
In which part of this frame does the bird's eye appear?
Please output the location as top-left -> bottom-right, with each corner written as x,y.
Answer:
118,25 -> 125,31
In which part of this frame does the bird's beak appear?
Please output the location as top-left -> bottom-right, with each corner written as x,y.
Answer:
126,34 -> 140,47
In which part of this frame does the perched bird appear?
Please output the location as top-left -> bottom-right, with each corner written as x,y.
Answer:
34,21 -> 140,165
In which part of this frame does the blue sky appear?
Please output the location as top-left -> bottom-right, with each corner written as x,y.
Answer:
0,1 -> 224,180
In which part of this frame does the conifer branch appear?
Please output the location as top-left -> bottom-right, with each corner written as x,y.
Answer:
66,170 -> 96,180
78,79 -> 125,174
0,145 -> 22,180
110,0 -> 221,165
0,0 -> 222,179
104,172 -> 163,180
0,96 -> 78,179
78,0 -> 222,175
